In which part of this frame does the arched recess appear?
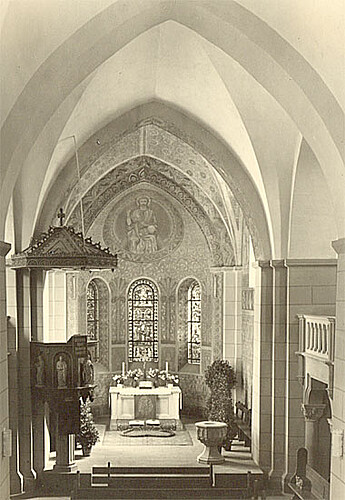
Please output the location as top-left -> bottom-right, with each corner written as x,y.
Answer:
35,104 -> 272,260
305,378 -> 332,481
86,277 -> 110,370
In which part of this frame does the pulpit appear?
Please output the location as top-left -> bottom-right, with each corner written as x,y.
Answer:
31,335 -> 95,472
109,386 -> 182,430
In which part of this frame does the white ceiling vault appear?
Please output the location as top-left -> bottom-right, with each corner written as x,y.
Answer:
1,0 -> 344,260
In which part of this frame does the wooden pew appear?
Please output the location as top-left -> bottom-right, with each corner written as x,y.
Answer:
235,401 -> 252,448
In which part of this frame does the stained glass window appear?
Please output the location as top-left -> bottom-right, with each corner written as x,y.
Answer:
128,279 -> 158,362
187,282 -> 201,364
87,281 -> 99,342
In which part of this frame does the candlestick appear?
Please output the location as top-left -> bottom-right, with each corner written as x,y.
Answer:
165,361 -> 168,374
122,362 -> 125,376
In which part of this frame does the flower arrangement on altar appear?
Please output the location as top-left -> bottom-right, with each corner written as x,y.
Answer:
112,368 -> 143,386
147,368 -> 179,386
112,367 -> 179,387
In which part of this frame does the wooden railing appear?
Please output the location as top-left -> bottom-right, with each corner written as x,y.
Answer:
242,288 -> 254,311
298,315 -> 335,362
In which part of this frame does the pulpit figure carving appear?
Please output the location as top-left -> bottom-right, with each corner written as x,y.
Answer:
56,355 -> 68,388
35,352 -> 45,386
82,352 -> 94,386
126,196 -> 158,253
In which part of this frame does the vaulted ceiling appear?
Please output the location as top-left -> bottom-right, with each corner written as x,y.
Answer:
1,0 -> 344,260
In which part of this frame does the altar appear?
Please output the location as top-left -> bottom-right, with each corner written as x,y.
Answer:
109,385 -> 182,430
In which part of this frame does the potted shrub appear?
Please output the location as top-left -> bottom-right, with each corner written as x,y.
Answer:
204,359 -> 237,450
76,399 -> 99,456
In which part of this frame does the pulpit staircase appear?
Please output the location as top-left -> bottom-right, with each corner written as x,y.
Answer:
71,463 -> 265,499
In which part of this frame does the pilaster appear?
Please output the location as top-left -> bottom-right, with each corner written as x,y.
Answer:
0,241 -> 11,500
330,238 -> 345,499
30,270 -> 45,476
252,260 -> 273,472
16,269 -> 36,491
270,260 -> 288,489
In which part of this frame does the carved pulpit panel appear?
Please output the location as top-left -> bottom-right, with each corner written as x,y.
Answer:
31,335 -> 88,390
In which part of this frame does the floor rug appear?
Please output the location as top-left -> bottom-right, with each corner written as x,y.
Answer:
102,428 -> 193,446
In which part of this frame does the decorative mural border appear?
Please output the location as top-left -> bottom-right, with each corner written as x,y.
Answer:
68,157 -> 234,267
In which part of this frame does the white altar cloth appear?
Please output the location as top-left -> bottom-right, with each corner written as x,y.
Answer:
109,386 -> 182,430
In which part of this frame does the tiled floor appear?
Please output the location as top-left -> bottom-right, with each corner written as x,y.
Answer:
45,418 -> 262,475
14,418 -> 290,499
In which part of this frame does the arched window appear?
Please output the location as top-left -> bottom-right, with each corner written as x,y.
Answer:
128,279 -> 158,362
87,281 -> 99,342
187,282 -> 201,364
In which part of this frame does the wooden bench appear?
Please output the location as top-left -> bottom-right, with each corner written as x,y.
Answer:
288,448 -> 330,500
90,462 -> 213,489
72,463 -> 267,498
235,401 -> 252,448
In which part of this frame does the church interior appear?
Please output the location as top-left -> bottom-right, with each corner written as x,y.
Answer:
0,1 -> 344,499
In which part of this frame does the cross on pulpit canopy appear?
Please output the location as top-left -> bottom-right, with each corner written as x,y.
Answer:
57,207 -> 66,226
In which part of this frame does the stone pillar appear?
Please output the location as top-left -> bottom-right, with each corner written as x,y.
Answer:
252,261 -> 273,472
302,403 -> 326,469
30,269 -> 44,342
6,266 -> 23,494
0,241 -> 11,500
30,270 -> 46,476
330,238 -> 345,498
269,261 -> 287,489
53,414 -> 77,473
16,269 -> 36,491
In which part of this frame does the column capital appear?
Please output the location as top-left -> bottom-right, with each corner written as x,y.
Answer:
271,259 -> 287,268
332,237 -> 345,255
0,241 -> 11,257
301,403 -> 326,421
257,260 -> 272,269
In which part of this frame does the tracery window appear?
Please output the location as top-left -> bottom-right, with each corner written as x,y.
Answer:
187,282 -> 201,364
87,280 -> 99,342
128,279 -> 158,362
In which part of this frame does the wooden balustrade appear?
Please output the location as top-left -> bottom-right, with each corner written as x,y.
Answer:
242,288 -> 254,311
